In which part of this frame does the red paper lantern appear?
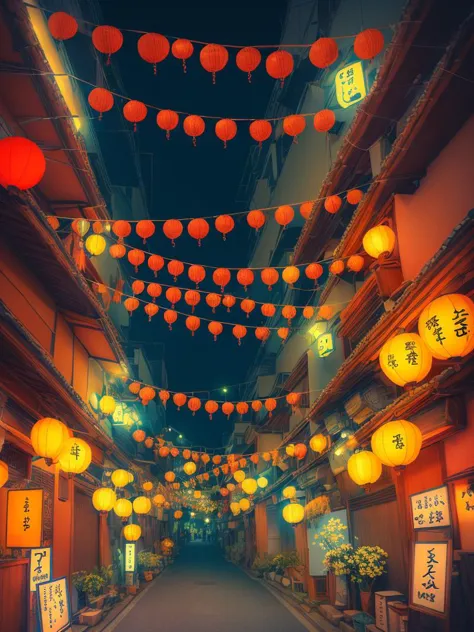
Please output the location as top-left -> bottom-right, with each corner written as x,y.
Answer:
247,209 -> 266,231
110,244 -> 126,259
123,100 -> 147,131
145,303 -> 159,321
282,266 -> 300,287
261,303 -> 276,318
255,327 -> 270,343
185,290 -> 201,312
112,220 -> 131,241
237,268 -> 254,291
137,33 -> 170,74
252,400 -> 263,413
232,325 -> 247,346
309,38 -> 338,68
136,220 -> 155,243
213,268 -> 231,291
354,29 -> 384,60
265,50 -> 294,85
183,115 -> 205,146
147,282 -> 162,301
265,398 -> 277,416
222,295 -> 236,312
347,189 -> 363,205
164,309 -> 178,329
47,216 -> 60,231
282,305 -> 297,325
173,393 -> 187,410
294,443 -> 307,460
206,293 -> 221,312
92,26 -> 123,64
286,392 -> 300,409
347,255 -> 365,272
319,305 -> 333,320
329,259 -> 345,275
208,321 -> 223,341
305,263 -> 324,284
166,287 -> 182,308
132,280 -> 145,295
188,218 -> 209,245
205,400 -> 219,419
222,402 -> 235,419
124,297 -> 139,314
215,215 -> 235,240
187,397 -> 201,415
236,47 -> 261,82
186,316 -> 201,336
48,12 -> 78,41
302,306 -> 314,319
167,259 -> 184,281
172,38 -> 194,72
188,264 -> 206,287
157,110 -> 179,139
88,88 -> 114,120
200,44 -> 229,83
275,205 -> 294,227
215,119 -> 237,148
148,254 -> 165,276
236,402 -> 249,416
0,137 -> 46,191
300,201 -> 313,220
324,195 -> 342,214
163,219 -> 183,245
249,120 -> 272,146
283,115 -> 306,142
127,249 -> 145,272
314,109 -> 336,133
277,327 -> 289,343
241,299 -> 256,318
261,268 -> 279,291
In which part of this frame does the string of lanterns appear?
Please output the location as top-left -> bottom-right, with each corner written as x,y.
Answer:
29,417 -> 92,475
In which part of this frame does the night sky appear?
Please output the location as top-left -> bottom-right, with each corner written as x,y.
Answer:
95,0 -> 289,446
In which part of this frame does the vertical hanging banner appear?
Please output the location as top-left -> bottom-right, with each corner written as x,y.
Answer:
411,541 -> 451,617
335,61 -> 367,109
6,489 -> 43,548
125,543 -> 136,572
37,577 -> 71,632
30,547 -> 52,592
410,485 -> 451,529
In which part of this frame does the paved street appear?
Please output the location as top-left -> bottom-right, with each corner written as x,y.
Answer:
110,542 -> 310,631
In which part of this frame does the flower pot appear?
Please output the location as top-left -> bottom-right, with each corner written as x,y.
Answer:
359,589 -> 372,613
144,571 -> 153,582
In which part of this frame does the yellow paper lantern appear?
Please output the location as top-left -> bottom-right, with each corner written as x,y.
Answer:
230,501 -> 240,514
85,234 -> 106,256
133,496 -> 152,514
371,420 -> 422,470
123,523 -> 141,541
309,433 -> 328,454
282,503 -> 305,524
347,451 -> 382,487
0,460 -> 9,488
183,461 -> 196,475
379,333 -> 432,387
153,493 -> 166,506
142,481 -> 153,491
58,438 -> 92,474
194,490 -> 202,499
282,485 -> 297,499
226,483 -> 236,492
285,444 -> 295,457
174,510 -> 183,520
128,471 -> 134,483
111,469 -> 130,488
241,478 -> 258,495
99,395 -> 116,415
239,498 -> 250,511
362,225 -> 396,259
257,476 -> 268,489
418,294 -> 474,360
92,487 -> 117,513
114,498 -> 132,520
31,417 -> 70,463
234,469 -> 246,483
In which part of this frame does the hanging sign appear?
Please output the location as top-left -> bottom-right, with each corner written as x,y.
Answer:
317,332 -> 334,358
410,485 -> 451,529
125,543 -> 136,572
6,488 -> 43,548
37,577 -> 71,632
335,61 -> 367,109
30,547 -> 52,592
411,541 -> 450,617
454,481 -> 474,550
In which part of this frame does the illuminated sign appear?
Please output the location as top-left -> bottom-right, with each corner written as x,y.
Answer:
410,485 -> 451,529
317,332 -> 335,357
411,541 -> 450,617
335,62 -> 366,109
125,543 -> 136,572
454,481 -> 474,550
6,489 -> 43,548
37,577 -> 71,632
30,547 -> 52,592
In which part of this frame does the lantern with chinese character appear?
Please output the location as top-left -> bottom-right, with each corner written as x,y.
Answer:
371,419 -> 422,471
347,451 -> 382,488
92,488 -> 117,514
123,524 -> 141,541
379,333 -> 432,387
114,498 -> 132,521
31,417 -> 70,463
282,503 -> 304,525
58,438 -> 92,475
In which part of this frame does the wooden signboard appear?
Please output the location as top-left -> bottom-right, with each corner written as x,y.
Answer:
6,489 -> 43,548
410,485 -> 451,530
410,540 -> 451,618
36,577 -> 71,632
125,543 -> 136,572
30,547 -> 52,592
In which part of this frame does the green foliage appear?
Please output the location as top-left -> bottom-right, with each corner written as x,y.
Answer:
82,573 -> 106,597
251,554 -> 273,575
71,571 -> 87,593
323,544 -> 388,590
271,551 -> 300,574
137,551 -> 162,571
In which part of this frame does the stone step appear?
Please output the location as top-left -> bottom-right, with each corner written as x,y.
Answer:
320,604 -> 345,625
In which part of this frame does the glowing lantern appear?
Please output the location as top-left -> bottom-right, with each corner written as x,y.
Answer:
230,501 -> 240,513
188,218 -> 209,245
347,189 -> 363,205
215,119 -> 237,148
153,494 -> 165,506
184,290 -> 200,313
354,29 -> 384,60
183,461 -> 196,476
92,488 -> 116,513
371,420 -> 422,470
31,417 -> 69,463
329,259 -> 345,275
242,478 -> 258,495
133,496 -> 151,515
201,453 -> 210,464
227,483 -> 235,492
88,87 -> 114,119
234,469 -> 246,483
220,487 -> 229,497
282,306 -> 297,325
123,524 -> 141,542
112,220 -> 131,241
92,25 -> 123,64
282,486 -> 296,500
249,120 -> 272,146
282,266 -> 300,286
183,115 -> 206,146
213,268 -> 231,291
314,109 -> 336,133
286,444 -> 295,457
254,477 -> 268,491
362,225 -> 396,259
318,305 -> 333,320
255,327 -> 270,343
144,437 -> 154,448
237,269 -> 254,291
283,115 -> 306,142
188,397 -> 201,415
379,333 -> 432,387
170,447 -> 179,457
0,461 -> 9,488
172,509 -> 183,520
300,201 -> 313,220
200,44 -> 229,82
157,110 -> 179,140
109,244 -> 126,259
215,215 -> 235,240
48,12 -> 78,40
294,444 -> 307,460
0,137 -> 46,190
223,295 -> 236,311
136,220 -> 155,243
137,33 -> 169,74
305,263 -> 324,284
163,219 -> 183,246
164,310 -> 178,330
236,402 -> 249,416
99,395 -> 116,415
173,393 -> 187,410
133,430 -> 146,442
123,100 -> 147,131
213,455 -> 222,465
194,490 -> 202,499
286,392 -> 300,409
418,294 -> 474,360
265,398 -> 277,417
277,327 -> 289,343
303,306 -> 314,319
309,37 -> 338,68
222,402 -> 235,419
241,299 -> 256,318
232,325 -> 247,346
124,297 -> 139,315
157,391 -> 170,409
252,400 -> 263,412
127,249 -> 145,272
261,268 -> 279,291
206,293 -> 221,313
203,400 -> 218,420
167,260 -> 184,282
236,47 -> 261,82
147,283 -> 162,302
166,287 -> 182,309
159,446 -> 170,458
140,386 -> 156,405
132,280 -> 145,295
111,469 -> 130,488
58,438 -> 92,475
92,221 -> 104,234
208,321 -> 223,342
275,205 -> 294,228
347,451 -> 382,488
114,498 -> 132,520
262,451 -> 271,462
310,434 -> 328,454
172,38 -> 194,72
347,255 -> 365,272
165,471 -> 176,483
72,219 -> 90,239
266,50 -> 294,85
324,195 -> 342,214
282,503 -> 304,524
261,303 -> 276,318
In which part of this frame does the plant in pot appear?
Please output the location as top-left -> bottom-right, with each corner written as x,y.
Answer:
72,571 -> 88,609
251,554 -> 272,578
138,551 -> 161,581
350,545 -> 388,613
271,551 -> 300,583
82,572 -> 106,606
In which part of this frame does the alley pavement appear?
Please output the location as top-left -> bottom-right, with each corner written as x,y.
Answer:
111,541 -> 310,631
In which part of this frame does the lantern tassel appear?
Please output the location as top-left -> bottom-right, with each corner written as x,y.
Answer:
192,137 -> 197,148
166,130 -> 170,141
99,112 -> 103,121
133,123 -> 137,132
212,72 -> 216,84
182,60 -> 187,73
153,63 -> 157,75
248,71 -> 252,83
106,54 -> 111,66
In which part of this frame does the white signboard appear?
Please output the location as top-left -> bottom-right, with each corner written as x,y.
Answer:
125,543 -> 136,572
411,541 -> 449,616
410,485 -> 451,529
30,547 -> 52,592
37,577 -> 71,632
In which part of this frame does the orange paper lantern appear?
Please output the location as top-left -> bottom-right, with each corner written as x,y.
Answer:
183,115 -> 205,146
129,382 -> 141,395
159,390 -> 170,407
157,110 -> 179,139
252,400 -> 263,412
347,189 -> 364,205
237,268 -> 254,291
309,37 -> 338,68
110,244 -> 126,259
275,205 -> 294,227
247,209 -> 266,231
241,299 -> 256,318
265,398 -> 277,416
137,33 -> 170,74
48,12 -> 78,41
164,309 -> 178,330
222,402 -> 235,419
124,297 -> 139,314
112,220 -> 131,241
159,446 -> 170,458
261,303 -> 276,318
200,44 -> 229,82
148,254 -> 165,276
277,327 -> 289,343
232,325 -> 247,346
205,400 -> 219,419
206,293 -> 221,313
185,290 -> 201,312
354,29 -> 384,60
318,305 -> 333,320
188,218 -> 209,245
215,215 -> 235,240
329,259 -> 345,275
215,119 -> 237,148
222,295 -> 236,311
236,402 -> 249,416
303,306 -> 314,319
283,115 -> 306,142
147,282 -> 162,301
305,263 -> 324,284
188,264 -> 206,287
255,327 -> 270,343
136,220 -> 155,243
347,255 -> 365,272
88,88 -> 114,120
213,268 -> 231,291
167,259 -> 184,281
163,219 -> 183,245
282,266 -> 300,286
140,386 -> 156,404
173,393 -> 187,410
324,195 -> 342,214
286,392 -> 300,408
208,321 -> 223,341
236,47 -> 261,82
314,109 -> 336,133
132,280 -> 145,295
172,38 -> 194,72
166,287 -> 182,308
294,443 -> 307,460
0,137 -> 46,190
282,305 -> 297,325
300,201 -> 313,220
266,50 -> 294,85
249,120 -> 272,146
123,100 -> 147,131
186,315 -> 200,336
133,429 -> 146,443
127,249 -> 145,272
188,396 -> 201,414
92,26 -> 123,64
261,268 -> 279,291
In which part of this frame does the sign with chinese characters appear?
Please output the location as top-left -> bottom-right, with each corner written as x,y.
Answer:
454,481 -> 474,550
410,486 -> 451,530
335,62 -> 367,109
125,543 -> 136,572
37,577 -> 71,632
30,547 -> 52,592
317,332 -> 335,358
6,488 -> 43,548
411,541 -> 450,616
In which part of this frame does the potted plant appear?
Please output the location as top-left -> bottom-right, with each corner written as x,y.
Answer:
351,546 -> 388,613
138,551 -> 161,581
271,551 -> 300,584
72,571 -> 88,610
251,554 -> 272,578
82,572 -> 106,607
